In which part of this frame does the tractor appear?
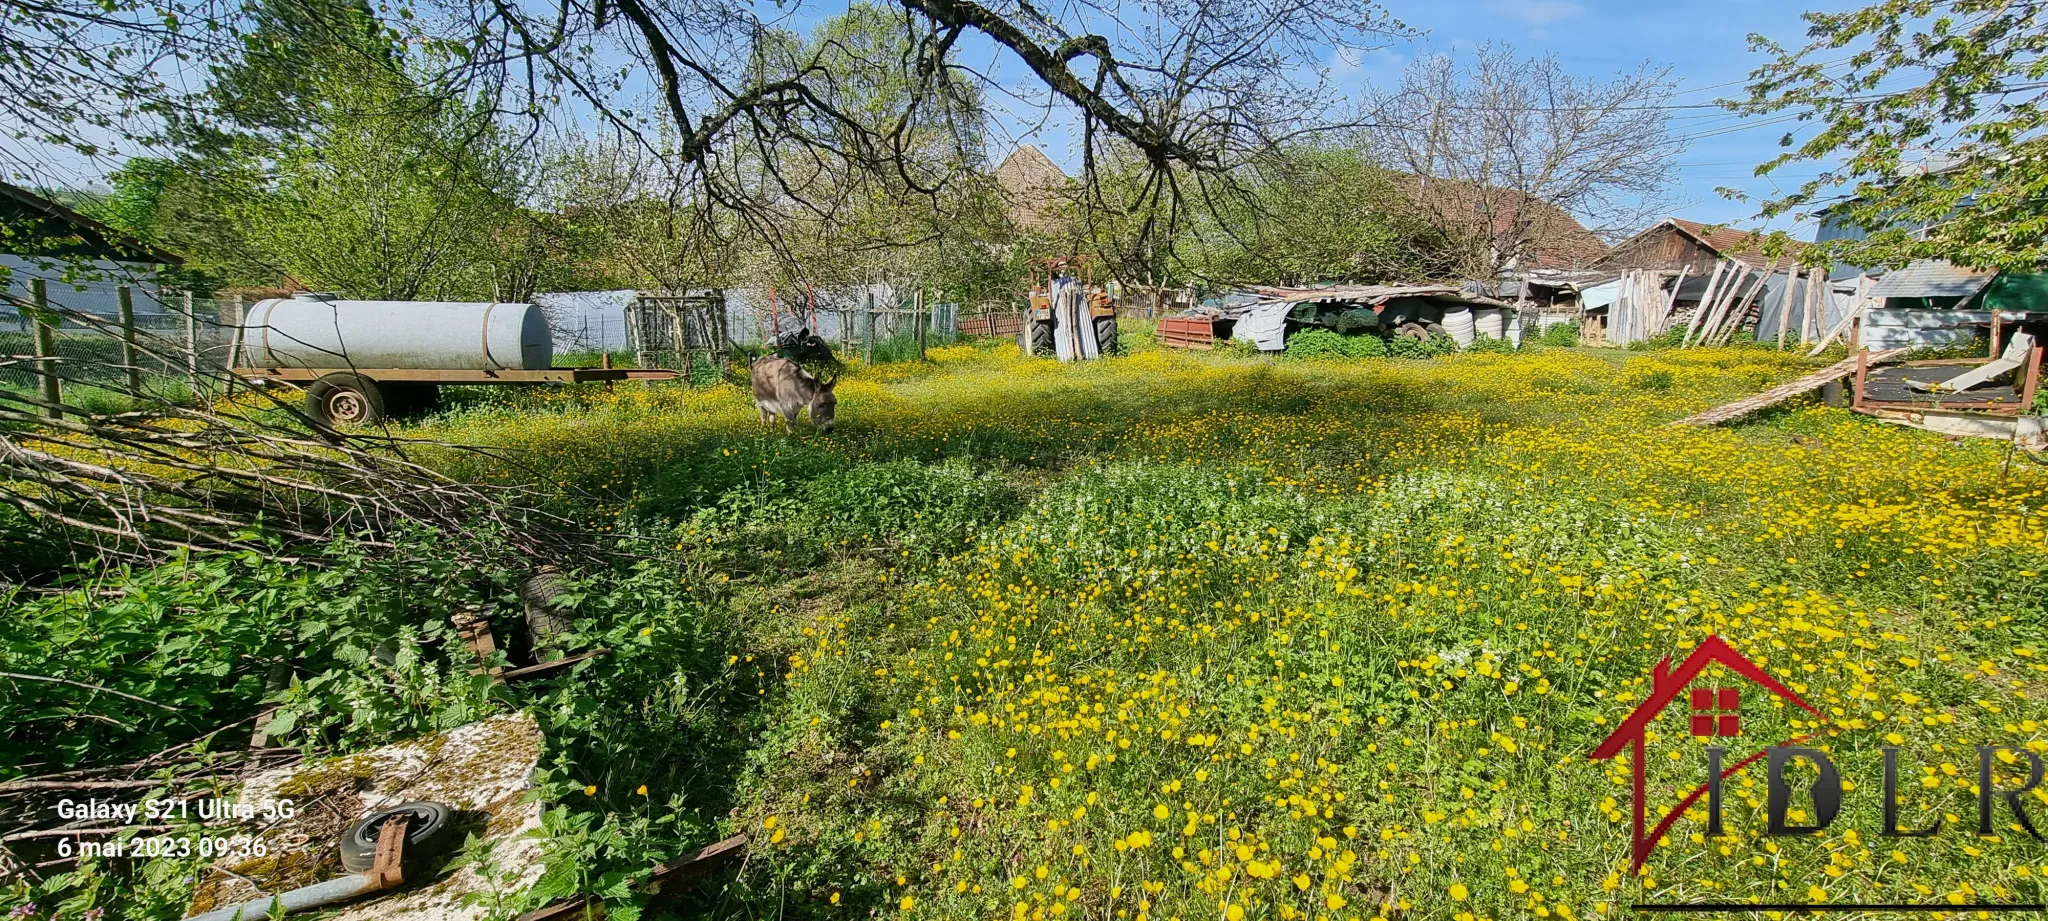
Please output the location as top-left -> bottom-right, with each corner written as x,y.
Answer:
1021,259 -> 1118,359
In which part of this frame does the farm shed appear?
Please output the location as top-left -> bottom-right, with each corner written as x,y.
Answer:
1591,217 -> 1807,275
1176,284 -> 1521,352
1848,260 -> 2048,351
0,180 -> 183,319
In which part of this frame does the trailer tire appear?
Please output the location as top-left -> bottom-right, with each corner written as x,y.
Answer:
306,373 -> 386,427
1028,322 -> 1055,357
1094,317 -> 1119,356
338,802 -> 457,873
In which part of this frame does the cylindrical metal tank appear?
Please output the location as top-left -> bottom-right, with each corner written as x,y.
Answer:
237,293 -> 553,370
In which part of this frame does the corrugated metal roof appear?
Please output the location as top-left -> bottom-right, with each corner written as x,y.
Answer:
1869,260 -> 1998,298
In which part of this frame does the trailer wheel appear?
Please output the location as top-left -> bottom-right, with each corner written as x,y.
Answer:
306,373 -> 386,427
1028,322 -> 1055,356
1094,317 -> 1120,355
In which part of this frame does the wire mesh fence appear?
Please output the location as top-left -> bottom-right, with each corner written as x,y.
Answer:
0,290 -> 244,406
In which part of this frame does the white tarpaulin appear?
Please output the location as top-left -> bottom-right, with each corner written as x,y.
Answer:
1230,301 -> 1292,351
1578,279 -> 1623,312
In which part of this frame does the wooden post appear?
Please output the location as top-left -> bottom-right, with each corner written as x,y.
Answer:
2020,343 -> 2043,415
1990,309 -> 2004,359
1775,272 -> 1796,350
1853,348 -> 1870,412
1804,269 -> 1822,344
222,293 -> 246,401
118,285 -> 141,392
182,290 -> 201,398
29,279 -> 60,419
863,290 -> 876,364
915,289 -> 928,360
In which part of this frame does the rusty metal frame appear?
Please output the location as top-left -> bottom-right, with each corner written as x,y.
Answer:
1852,342 -> 2044,419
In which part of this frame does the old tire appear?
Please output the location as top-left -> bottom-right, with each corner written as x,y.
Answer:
1029,322 -> 1055,356
1094,317 -> 1119,356
1394,323 -> 1432,342
338,802 -> 456,873
305,373 -> 386,427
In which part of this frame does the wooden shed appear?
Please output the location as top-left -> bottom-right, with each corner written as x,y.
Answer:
1591,218 -> 1806,275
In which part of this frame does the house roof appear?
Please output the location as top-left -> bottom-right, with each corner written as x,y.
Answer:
993,145 -> 1070,235
1402,177 -> 1609,270
1596,218 -> 1805,270
0,180 -> 183,265
1869,259 -> 1999,299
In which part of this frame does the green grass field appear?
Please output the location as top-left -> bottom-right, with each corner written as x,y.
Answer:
7,336 -> 2048,921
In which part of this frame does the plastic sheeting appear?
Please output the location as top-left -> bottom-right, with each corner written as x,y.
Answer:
1752,275 -> 1856,344
1231,300 -> 1293,351
1980,272 -> 2048,314
1578,279 -> 1622,311
1048,276 -> 1098,362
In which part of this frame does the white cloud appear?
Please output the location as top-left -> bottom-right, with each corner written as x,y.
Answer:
1491,0 -> 1584,25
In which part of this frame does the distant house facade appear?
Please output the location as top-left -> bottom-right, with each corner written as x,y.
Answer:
993,146 -> 1071,236
0,180 -> 183,318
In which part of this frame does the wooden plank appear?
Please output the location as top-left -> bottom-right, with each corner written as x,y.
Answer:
1687,260 -> 1730,347
1686,262 -> 1746,348
1673,349 -> 1908,426
1712,257 -> 1781,346
1658,266 -> 1690,335
2021,343 -> 2043,414
499,649 -> 612,684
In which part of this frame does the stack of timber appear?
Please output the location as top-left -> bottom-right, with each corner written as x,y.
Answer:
1672,348 -> 1906,426
1679,257 -> 1778,348
1606,267 -> 1689,345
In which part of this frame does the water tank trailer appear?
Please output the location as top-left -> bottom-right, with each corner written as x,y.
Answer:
231,292 -> 677,425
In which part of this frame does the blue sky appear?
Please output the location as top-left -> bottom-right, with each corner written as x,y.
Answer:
979,0 -> 1848,241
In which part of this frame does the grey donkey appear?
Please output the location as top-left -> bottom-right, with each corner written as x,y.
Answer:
750,356 -> 838,433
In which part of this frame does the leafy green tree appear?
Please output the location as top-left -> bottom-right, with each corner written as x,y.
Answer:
1183,145 -> 1456,286
1738,0 -> 2048,269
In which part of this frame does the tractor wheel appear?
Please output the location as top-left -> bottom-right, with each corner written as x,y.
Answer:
305,373 -> 386,427
1029,322 -> 1055,356
1094,317 -> 1120,356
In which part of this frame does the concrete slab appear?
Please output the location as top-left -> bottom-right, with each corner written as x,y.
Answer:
185,713 -> 548,921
